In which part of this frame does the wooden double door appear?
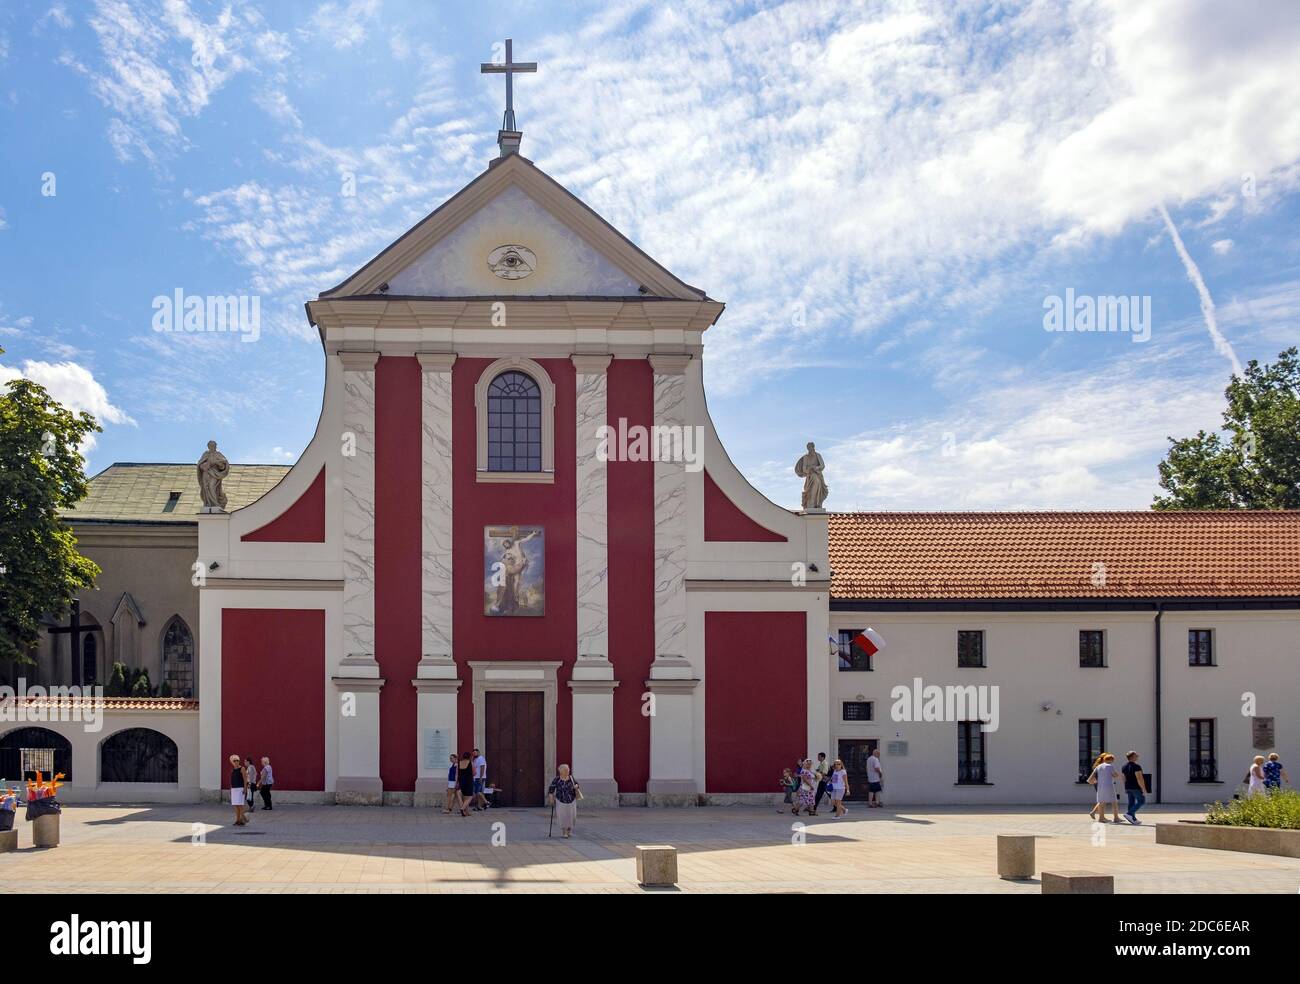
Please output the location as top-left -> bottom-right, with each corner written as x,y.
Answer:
838,739 -> 880,802
484,691 -> 545,807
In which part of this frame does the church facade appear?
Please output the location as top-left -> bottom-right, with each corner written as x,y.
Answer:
194,145 -> 830,806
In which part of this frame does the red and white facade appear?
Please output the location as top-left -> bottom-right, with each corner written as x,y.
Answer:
196,152 -> 830,805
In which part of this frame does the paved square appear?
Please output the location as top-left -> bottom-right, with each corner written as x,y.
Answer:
7,802 -> 1298,893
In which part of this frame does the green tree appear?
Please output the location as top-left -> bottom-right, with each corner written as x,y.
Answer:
0,348 -> 101,665
1155,347 -> 1300,510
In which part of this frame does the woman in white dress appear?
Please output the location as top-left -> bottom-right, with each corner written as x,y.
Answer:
228,754 -> 248,826
1247,755 -> 1268,797
1087,753 -> 1122,823
829,759 -> 850,818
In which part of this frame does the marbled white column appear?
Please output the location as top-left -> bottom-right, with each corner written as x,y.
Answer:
418,353 -> 456,658
648,354 -> 691,660
340,351 -> 379,660
573,355 -> 612,659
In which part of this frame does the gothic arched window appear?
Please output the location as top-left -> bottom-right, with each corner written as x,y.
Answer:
486,371 -> 542,472
82,633 -> 97,688
161,617 -> 194,699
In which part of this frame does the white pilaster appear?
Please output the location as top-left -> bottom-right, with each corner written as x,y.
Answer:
646,354 -> 698,804
418,353 -> 455,659
337,351 -> 382,802
340,351 -> 378,662
573,355 -> 611,658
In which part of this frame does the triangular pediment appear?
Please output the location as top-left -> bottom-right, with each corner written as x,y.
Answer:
320,155 -> 706,301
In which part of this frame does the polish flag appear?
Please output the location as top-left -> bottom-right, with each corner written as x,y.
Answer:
852,628 -> 886,658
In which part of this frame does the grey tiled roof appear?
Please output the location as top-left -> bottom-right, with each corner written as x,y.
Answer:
64,463 -> 292,523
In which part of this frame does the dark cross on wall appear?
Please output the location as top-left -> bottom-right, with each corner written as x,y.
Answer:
46,599 -> 88,688
480,38 -> 537,133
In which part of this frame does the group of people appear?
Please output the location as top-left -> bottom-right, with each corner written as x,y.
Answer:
227,754 -> 274,826
1088,749 -> 1291,825
444,748 -> 493,816
782,750 -> 883,818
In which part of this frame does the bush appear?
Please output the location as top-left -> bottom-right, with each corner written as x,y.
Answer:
129,668 -> 153,697
105,662 -> 129,697
1206,789 -> 1300,829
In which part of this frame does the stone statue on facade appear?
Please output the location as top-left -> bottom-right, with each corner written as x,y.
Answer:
197,440 -> 231,511
795,442 -> 828,511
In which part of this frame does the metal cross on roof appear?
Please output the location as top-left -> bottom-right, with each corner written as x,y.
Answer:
480,38 -> 537,133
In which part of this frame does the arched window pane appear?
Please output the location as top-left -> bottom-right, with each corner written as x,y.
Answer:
101,728 -> 179,783
0,727 -> 73,781
486,371 -> 541,472
82,633 -> 97,687
162,619 -> 194,699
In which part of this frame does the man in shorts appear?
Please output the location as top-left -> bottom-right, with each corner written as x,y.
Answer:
866,747 -> 884,807
472,747 -> 489,810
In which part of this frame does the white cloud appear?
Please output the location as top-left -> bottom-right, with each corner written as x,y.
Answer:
309,0 -> 380,51
0,359 -> 134,449
1158,205 -> 1242,375
1210,238 -> 1234,255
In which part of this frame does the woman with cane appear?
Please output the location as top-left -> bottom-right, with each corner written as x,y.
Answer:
547,764 -> 581,839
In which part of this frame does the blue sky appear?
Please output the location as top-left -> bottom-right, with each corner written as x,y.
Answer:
1,0 -> 1298,510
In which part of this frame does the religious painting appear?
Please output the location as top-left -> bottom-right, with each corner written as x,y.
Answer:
483,525 -> 545,616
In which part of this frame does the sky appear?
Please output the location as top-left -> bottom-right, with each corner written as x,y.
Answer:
0,0 -> 1298,511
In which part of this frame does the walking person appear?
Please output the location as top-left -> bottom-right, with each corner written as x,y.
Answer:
472,747 -> 489,811
258,757 -> 274,811
228,754 -> 248,826
244,756 -> 258,813
1248,755 -> 1268,797
1087,753 -> 1122,823
793,759 -> 818,816
444,753 -> 459,814
830,758 -> 850,818
1120,750 -> 1147,824
813,752 -> 832,812
456,752 -> 475,816
865,747 -> 884,808
1263,752 -> 1290,790
547,764 -> 582,838
778,767 -> 797,813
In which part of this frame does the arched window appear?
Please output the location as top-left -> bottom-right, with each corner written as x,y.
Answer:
487,371 -> 542,472
161,617 -> 194,699
82,632 -> 98,688
474,357 -> 555,482
100,728 -> 178,783
0,727 -> 73,781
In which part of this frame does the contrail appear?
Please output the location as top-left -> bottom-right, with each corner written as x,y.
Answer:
1158,204 -> 1243,376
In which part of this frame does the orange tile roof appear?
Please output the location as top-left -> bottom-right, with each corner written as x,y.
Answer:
828,511 -> 1300,601
1,697 -> 199,711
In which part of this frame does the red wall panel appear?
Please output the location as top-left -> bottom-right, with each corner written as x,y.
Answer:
703,469 -> 787,542
705,611 -> 807,792
220,608 -> 325,789
374,356 -> 422,791
241,466 -> 326,543
607,359 -> 655,793
452,358 -> 577,765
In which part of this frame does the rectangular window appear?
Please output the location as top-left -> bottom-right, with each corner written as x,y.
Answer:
1188,629 -> 1214,666
161,491 -> 182,514
1078,719 -> 1105,782
837,629 -> 872,672
1079,630 -> 1105,668
20,747 -> 55,778
1189,718 -> 1217,782
842,701 -> 873,721
957,630 -> 985,668
957,721 -> 988,783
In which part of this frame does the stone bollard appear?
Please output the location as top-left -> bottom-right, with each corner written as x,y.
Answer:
32,813 -> 60,848
1041,870 -> 1114,894
636,845 -> 678,887
0,829 -> 17,853
997,834 -> 1035,879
